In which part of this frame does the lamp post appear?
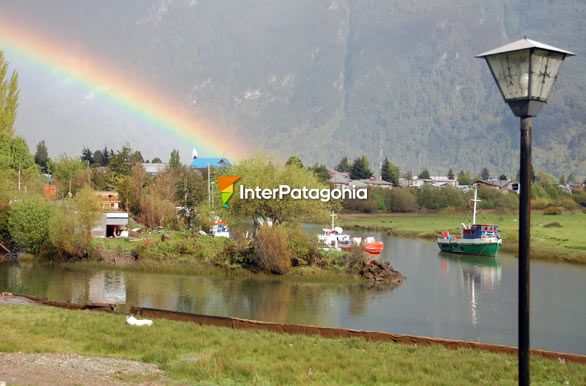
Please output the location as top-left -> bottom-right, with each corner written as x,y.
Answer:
477,38 -> 574,385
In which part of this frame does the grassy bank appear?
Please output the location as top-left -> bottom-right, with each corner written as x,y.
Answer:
1,304 -> 585,384
338,211 -> 586,264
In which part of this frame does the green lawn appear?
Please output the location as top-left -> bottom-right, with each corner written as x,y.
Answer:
1,304 -> 585,384
338,211 -> 586,264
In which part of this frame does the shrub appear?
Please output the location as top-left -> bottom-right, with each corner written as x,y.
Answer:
284,224 -> 321,266
543,222 -> 562,228
543,206 -> 562,215
556,196 -> 579,210
531,198 -> 550,210
8,195 -> 55,254
253,225 -> 292,274
343,198 -> 379,213
383,188 -> 418,212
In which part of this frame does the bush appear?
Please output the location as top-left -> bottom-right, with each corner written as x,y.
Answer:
382,188 -> 418,212
343,197 -> 379,213
8,195 -> 55,254
556,196 -> 579,210
543,206 -> 562,215
284,224 -> 321,266
253,225 -> 292,274
531,198 -> 550,210
416,185 -> 467,210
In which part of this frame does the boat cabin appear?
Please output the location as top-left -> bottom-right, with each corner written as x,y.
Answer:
463,224 -> 500,239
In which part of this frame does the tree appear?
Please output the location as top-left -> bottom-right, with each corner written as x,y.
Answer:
481,168 -> 490,181
49,186 -> 101,258
81,147 -> 94,165
381,157 -> 400,186
0,52 -> 19,139
10,136 -> 35,171
169,149 -> 181,168
285,156 -> 304,168
335,156 -> 352,173
51,155 -> 85,197
499,174 -> 508,181
447,168 -> 454,180
568,174 -> 576,184
559,175 -> 566,185
457,170 -> 471,185
34,140 -> 50,173
228,154 -> 329,226
8,195 -> 54,254
308,163 -> 330,184
131,150 -> 144,164
151,157 -> 162,163
101,146 -> 110,166
418,169 -> 430,179
350,155 -> 373,180
92,149 -> 103,166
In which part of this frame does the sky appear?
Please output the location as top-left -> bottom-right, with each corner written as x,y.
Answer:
0,0 -> 245,163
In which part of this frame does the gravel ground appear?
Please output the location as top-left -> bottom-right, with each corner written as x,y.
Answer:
0,353 -> 165,385
0,294 -> 38,306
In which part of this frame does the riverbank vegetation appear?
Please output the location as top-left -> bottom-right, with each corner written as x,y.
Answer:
338,211 -> 586,264
1,304 -> 585,384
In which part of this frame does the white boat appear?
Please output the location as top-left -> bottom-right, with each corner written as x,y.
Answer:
210,217 -> 230,238
318,226 -> 351,250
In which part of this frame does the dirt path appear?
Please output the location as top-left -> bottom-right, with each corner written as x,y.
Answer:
0,353 -> 165,385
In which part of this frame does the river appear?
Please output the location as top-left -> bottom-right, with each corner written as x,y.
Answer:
1,231 -> 585,355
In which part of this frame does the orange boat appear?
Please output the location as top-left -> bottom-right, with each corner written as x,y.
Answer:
341,236 -> 384,256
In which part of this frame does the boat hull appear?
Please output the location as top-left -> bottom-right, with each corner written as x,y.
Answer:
437,239 -> 501,257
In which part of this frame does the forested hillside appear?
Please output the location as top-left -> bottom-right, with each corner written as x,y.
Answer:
3,0 -> 585,177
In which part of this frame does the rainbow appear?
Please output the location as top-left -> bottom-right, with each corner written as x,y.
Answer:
0,14 -> 247,159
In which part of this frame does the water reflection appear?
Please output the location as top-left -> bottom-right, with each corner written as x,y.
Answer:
1,231 -> 586,355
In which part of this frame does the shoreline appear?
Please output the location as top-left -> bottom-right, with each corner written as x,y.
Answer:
337,212 -> 586,265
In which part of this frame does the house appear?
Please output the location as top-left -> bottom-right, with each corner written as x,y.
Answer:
356,176 -> 392,189
191,157 -> 232,170
475,179 -> 513,192
92,191 -> 129,238
142,162 -> 166,175
327,168 -> 351,188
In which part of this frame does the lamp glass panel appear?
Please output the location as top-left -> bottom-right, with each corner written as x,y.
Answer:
487,50 -> 530,100
530,49 -> 564,101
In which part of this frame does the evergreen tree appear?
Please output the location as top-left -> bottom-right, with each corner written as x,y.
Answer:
81,147 -> 94,165
350,155 -> 373,180
285,155 -> 303,168
457,170 -> 471,185
381,157 -> 400,186
335,156 -> 352,173
309,163 -> 330,184
499,174 -> 508,181
447,168 -> 454,180
169,149 -> 181,168
101,146 -> 110,166
92,150 -> 103,166
568,174 -> 576,184
559,175 -> 566,185
418,169 -> 430,179
481,167 -> 490,180
34,140 -> 50,173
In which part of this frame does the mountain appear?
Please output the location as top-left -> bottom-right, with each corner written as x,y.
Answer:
2,0 -> 585,178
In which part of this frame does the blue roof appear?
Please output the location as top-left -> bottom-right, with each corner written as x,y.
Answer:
191,157 -> 232,169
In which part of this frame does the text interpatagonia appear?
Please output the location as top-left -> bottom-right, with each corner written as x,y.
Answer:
239,184 -> 368,202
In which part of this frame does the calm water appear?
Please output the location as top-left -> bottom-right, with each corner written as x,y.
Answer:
1,231 -> 585,355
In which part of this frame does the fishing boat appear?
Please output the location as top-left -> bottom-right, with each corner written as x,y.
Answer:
437,186 -> 502,257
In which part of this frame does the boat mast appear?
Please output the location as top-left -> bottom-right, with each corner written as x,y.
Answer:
330,211 -> 337,229
471,185 -> 481,225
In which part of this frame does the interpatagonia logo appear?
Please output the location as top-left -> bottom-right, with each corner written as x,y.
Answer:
218,176 -> 241,208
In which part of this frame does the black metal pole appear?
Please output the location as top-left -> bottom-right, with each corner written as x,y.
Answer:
519,116 -> 532,386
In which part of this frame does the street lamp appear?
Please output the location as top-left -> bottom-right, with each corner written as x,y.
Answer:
477,38 -> 574,386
